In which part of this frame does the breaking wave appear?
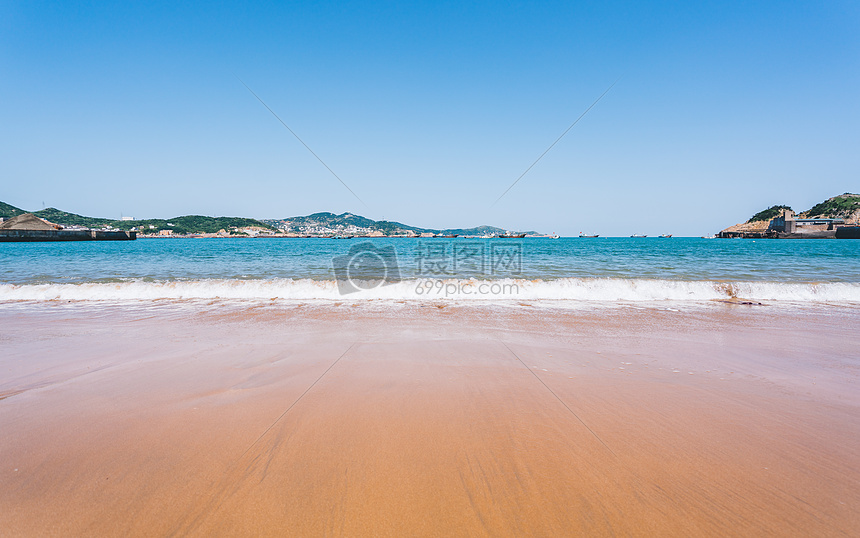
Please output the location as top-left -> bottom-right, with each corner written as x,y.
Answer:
1,278 -> 859,304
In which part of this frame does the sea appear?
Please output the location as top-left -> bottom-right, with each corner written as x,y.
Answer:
1,237 -> 859,305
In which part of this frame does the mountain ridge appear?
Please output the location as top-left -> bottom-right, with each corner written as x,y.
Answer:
0,203 -> 531,236
265,212 -> 522,236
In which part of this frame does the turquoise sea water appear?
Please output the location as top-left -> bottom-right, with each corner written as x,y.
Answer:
2,237 -> 859,283
1,237 -> 859,303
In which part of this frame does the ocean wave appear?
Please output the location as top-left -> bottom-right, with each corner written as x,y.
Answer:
1,278 -> 859,304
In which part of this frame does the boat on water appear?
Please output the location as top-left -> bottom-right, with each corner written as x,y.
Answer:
498,232 -> 526,238
434,233 -> 459,238
579,233 -> 599,238
630,234 -> 647,238
658,234 -> 673,238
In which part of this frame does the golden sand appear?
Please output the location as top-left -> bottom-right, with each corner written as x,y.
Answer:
1,303 -> 858,536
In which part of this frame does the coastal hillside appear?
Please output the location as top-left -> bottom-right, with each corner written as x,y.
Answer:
264,213 -> 523,236
747,205 -> 792,223
264,212 -> 429,236
743,194 -> 860,225
801,193 -> 860,221
0,202 -> 274,235
32,208 -> 114,228
0,202 -> 528,237
721,193 -> 860,236
121,216 -> 276,235
0,201 -> 27,219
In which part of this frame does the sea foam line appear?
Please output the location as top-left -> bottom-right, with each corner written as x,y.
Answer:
1,278 -> 859,304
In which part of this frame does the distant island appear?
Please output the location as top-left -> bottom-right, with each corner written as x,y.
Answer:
0,201 -> 536,238
718,193 -> 860,239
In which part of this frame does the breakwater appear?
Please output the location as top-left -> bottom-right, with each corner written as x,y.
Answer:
836,226 -> 860,239
0,230 -> 136,242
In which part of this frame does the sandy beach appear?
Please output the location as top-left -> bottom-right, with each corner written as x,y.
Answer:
1,301 -> 858,536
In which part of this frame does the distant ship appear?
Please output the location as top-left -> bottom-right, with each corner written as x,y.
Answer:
630,234 -> 647,238
498,232 -> 526,238
658,234 -> 673,238
579,233 -> 599,238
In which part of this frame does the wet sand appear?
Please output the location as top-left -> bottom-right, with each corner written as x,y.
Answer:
1,302 -> 858,536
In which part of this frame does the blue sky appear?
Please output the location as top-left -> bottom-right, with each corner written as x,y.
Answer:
1,1 -> 857,235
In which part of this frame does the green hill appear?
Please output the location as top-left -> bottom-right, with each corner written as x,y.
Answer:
272,212 -> 439,234
0,201 -> 26,219
33,208 -> 112,227
748,205 -> 792,223
130,215 -> 274,234
746,194 -> 860,223
268,212 -> 519,236
801,193 -> 860,219
735,192 -> 860,232
2,202 -> 529,236
1,202 -> 274,234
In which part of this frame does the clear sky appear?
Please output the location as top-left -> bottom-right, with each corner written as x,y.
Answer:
1,1 -> 857,236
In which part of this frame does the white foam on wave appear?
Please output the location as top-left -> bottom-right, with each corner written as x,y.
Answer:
1,278 -> 859,304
